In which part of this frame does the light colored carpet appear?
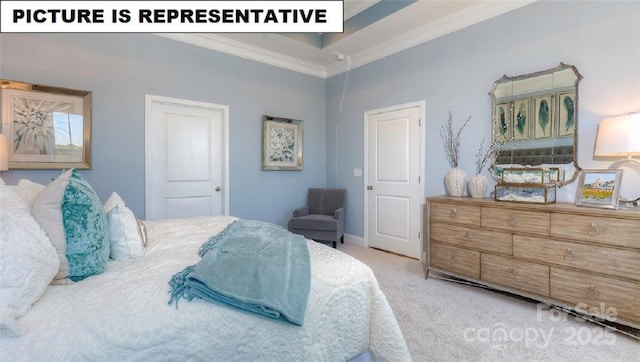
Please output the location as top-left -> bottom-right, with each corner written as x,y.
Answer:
338,242 -> 639,362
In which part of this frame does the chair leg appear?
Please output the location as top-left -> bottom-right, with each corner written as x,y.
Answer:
341,235 -> 344,244
332,240 -> 337,248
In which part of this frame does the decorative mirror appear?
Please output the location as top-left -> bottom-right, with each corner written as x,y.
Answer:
489,63 -> 583,187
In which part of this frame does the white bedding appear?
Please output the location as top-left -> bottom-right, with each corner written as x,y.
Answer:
0,215 -> 411,361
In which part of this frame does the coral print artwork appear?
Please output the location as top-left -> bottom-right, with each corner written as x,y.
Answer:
11,96 -> 76,155
1,81 -> 90,169
262,115 -> 303,171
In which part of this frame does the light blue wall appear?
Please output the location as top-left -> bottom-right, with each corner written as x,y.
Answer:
326,1 -> 640,237
2,2 -> 638,237
0,33 -> 326,227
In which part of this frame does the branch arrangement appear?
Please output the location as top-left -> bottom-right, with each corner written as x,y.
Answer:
474,134 -> 508,175
440,111 -> 472,168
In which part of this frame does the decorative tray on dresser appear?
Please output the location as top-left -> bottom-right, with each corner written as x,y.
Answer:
425,195 -> 640,329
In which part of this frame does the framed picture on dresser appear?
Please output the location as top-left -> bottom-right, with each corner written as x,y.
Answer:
576,169 -> 622,209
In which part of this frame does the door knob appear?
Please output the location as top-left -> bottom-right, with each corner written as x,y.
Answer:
215,186 -> 222,192
367,185 -> 373,190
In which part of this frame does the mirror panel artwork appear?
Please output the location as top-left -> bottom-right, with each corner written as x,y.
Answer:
489,63 -> 583,187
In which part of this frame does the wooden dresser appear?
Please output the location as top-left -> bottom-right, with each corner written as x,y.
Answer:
425,196 -> 640,328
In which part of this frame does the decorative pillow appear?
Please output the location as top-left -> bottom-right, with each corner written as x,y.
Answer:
0,185 -> 59,336
13,179 -> 46,206
31,169 -> 110,283
31,170 -> 73,282
103,192 -> 146,261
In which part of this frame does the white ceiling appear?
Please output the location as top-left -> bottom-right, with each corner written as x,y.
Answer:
159,0 -> 536,78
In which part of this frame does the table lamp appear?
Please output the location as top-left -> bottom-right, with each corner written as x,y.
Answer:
0,134 -> 8,171
594,113 -> 640,207
594,113 -> 640,169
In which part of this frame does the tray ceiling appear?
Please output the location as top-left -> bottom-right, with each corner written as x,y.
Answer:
159,0 -> 536,78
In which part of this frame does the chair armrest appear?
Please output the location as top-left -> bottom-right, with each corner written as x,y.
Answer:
333,207 -> 345,221
293,206 -> 309,217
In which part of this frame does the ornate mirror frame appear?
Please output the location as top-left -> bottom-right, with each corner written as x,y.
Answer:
489,63 -> 583,187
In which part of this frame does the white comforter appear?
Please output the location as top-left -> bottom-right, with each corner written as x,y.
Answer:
1,216 -> 411,361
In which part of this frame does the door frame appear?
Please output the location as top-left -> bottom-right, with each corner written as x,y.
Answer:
363,100 -> 425,260
144,94 -> 230,218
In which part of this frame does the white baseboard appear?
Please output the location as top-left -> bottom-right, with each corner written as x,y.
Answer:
344,233 -> 366,247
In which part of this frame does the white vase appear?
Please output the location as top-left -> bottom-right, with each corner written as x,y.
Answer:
468,174 -> 488,198
445,167 -> 467,196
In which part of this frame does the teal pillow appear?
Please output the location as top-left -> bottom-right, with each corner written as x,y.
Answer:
62,170 -> 110,282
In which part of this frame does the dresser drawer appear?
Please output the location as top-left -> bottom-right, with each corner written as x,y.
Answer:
551,268 -> 640,325
481,254 -> 549,297
514,235 -> 640,280
481,207 -> 550,235
430,243 -> 480,279
550,213 -> 640,249
430,202 -> 480,226
431,222 -> 512,255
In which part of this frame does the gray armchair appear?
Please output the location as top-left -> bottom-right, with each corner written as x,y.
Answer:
287,188 -> 346,248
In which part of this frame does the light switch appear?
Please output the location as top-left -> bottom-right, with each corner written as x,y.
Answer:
354,168 -> 362,177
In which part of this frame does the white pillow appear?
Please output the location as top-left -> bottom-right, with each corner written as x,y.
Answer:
104,192 -> 146,261
31,170 -> 73,283
0,184 -> 59,336
13,179 -> 46,206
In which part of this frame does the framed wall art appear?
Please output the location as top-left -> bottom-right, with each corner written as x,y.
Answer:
0,79 -> 92,169
576,169 -> 622,209
512,99 -> 530,140
494,102 -> 511,139
262,115 -> 303,171
534,95 -> 553,139
558,92 -> 576,137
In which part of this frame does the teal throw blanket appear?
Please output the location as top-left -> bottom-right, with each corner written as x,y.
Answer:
169,220 -> 311,326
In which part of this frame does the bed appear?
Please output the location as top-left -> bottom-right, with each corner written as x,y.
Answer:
0,174 -> 411,361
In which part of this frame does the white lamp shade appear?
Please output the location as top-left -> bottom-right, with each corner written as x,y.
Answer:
594,113 -> 640,157
0,134 -> 8,171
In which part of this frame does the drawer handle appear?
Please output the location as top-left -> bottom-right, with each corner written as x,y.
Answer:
563,248 -> 574,260
463,231 -> 470,242
450,255 -> 457,265
450,208 -> 457,218
507,268 -> 518,279
587,286 -> 600,300
587,222 -> 599,236
507,214 -> 517,226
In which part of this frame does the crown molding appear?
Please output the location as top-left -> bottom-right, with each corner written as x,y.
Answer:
344,0 -> 379,20
157,0 -> 536,79
325,0 -> 537,78
157,33 -> 327,78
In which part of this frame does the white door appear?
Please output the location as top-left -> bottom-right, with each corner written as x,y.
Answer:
145,95 -> 229,220
365,102 -> 423,259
